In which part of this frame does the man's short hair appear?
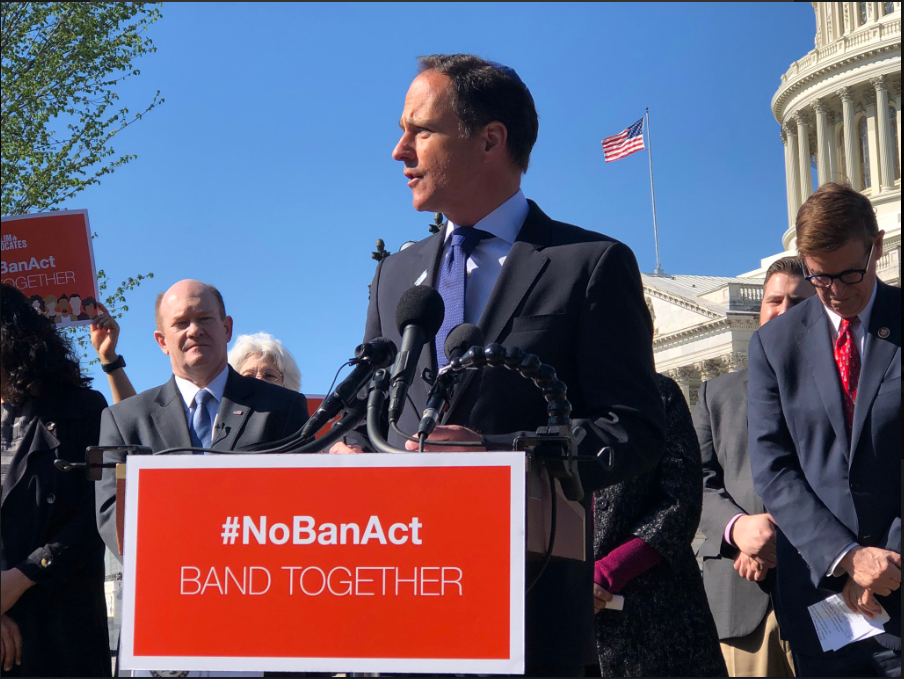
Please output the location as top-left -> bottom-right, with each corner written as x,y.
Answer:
796,182 -> 879,256
417,53 -> 538,173
155,283 -> 226,329
764,256 -> 805,287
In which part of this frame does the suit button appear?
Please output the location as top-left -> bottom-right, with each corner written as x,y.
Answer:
851,482 -> 862,492
599,500 -> 610,511
46,494 -> 55,504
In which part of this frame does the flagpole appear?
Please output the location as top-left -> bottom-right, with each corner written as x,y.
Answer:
645,107 -> 664,276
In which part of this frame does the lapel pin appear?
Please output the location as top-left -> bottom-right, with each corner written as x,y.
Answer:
878,327 -> 890,339
415,270 -> 428,285
233,410 -> 244,416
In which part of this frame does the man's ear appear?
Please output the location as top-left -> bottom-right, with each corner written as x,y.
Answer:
154,330 -> 170,355
875,230 -> 885,260
482,121 -> 508,160
224,315 -> 234,343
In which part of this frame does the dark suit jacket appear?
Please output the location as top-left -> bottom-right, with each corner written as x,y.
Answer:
95,366 -> 309,560
1,388 -> 111,677
694,369 -> 774,640
748,282 -> 901,654
360,200 -> 666,668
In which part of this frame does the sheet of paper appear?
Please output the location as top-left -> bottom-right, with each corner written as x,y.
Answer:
808,593 -> 890,653
605,594 -> 624,611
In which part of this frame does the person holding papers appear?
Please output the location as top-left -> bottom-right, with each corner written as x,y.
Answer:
748,183 -> 901,677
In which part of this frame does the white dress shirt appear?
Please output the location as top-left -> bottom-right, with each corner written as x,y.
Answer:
442,189 -> 529,324
821,281 -> 879,577
174,364 -> 229,434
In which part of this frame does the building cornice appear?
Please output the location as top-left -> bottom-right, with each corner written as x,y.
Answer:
772,19 -> 901,122
642,285 -> 722,320
652,314 -> 760,351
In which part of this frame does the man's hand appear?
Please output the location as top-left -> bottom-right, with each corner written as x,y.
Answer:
593,583 -> 613,614
404,425 -> 486,452
329,443 -> 363,455
0,615 -> 22,672
0,569 -> 34,615
842,577 -> 884,619
89,302 -> 121,364
840,547 -> 902,596
730,513 -> 777,568
733,552 -> 768,582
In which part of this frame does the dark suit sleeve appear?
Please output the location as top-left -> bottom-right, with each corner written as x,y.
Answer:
363,258 -> 386,344
881,518 -> 901,554
628,379 -> 703,563
16,391 -> 108,592
748,331 -> 857,586
487,242 -> 665,491
343,259 -> 386,451
694,380 -> 745,557
95,406 -> 128,562
283,392 -> 309,436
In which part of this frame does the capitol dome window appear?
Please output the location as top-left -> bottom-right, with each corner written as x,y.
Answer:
858,116 -> 871,189
859,2 -> 868,25
882,2 -> 894,15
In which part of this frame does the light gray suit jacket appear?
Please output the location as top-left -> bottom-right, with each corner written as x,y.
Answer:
95,367 -> 308,560
694,368 -> 773,640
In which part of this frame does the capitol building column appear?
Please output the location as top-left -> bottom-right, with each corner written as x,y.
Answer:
796,111 -> 813,200
813,98 -> 832,186
837,86 -> 861,191
872,75 -> 895,192
783,126 -> 802,232
826,111 -> 839,182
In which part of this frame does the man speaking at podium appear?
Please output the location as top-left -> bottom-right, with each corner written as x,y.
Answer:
332,54 -> 665,676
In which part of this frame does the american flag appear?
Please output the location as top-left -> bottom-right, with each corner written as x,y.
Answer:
601,118 -> 645,162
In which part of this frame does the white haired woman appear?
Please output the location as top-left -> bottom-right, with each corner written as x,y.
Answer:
227,332 -> 301,392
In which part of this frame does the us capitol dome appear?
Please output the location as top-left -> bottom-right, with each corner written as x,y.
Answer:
644,2 -> 900,408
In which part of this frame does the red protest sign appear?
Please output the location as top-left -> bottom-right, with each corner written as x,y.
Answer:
1,210 -> 99,327
120,453 -> 526,675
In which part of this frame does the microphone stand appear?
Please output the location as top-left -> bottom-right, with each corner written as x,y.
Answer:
366,369 -> 410,454
56,397 -> 373,481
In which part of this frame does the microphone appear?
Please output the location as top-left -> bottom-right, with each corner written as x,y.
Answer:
300,337 -> 397,439
417,323 -> 485,439
387,286 -> 445,423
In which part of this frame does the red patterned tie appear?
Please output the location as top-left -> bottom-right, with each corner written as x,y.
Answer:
834,317 -> 861,432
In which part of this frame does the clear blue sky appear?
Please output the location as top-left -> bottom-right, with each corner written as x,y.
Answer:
55,2 -> 815,400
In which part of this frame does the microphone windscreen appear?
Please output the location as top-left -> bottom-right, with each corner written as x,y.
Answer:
366,337 -> 397,369
444,323 -> 485,362
395,286 -> 445,339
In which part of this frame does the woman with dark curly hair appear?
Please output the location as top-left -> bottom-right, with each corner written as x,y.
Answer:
0,284 -> 111,677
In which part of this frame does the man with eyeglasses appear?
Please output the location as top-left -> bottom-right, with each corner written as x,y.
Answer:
748,183 -> 901,677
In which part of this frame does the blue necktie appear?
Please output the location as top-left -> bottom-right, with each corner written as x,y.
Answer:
190,390 -> 214,451
435,227 -> 491,368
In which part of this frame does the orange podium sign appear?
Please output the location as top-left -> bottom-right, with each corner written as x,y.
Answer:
0,210 -> 99,327
120,453 -> 526,674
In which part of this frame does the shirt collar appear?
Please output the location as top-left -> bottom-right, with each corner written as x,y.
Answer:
445,189 -> 528,245
174,364 -> 229,410
823,281 -> 878,332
